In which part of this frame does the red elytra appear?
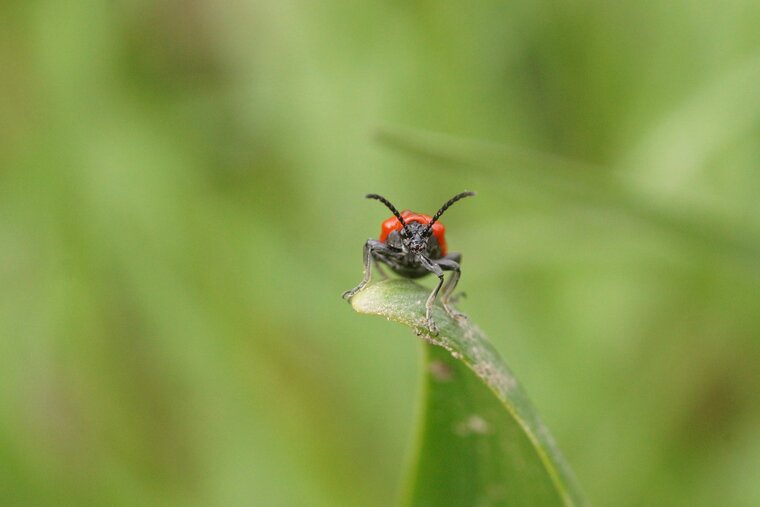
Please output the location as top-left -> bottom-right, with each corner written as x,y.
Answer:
379,210 -> 447,256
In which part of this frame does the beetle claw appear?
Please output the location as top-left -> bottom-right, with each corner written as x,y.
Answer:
342,286 -> 361,300
425,318 -> 439,336
445,306 -> 468,323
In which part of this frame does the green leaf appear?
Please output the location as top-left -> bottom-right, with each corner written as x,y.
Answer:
350,279 -> 588,507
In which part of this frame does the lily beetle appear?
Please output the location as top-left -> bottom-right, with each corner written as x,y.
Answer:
342,191 -> 476,334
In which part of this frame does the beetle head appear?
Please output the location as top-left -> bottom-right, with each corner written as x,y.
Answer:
399,221 -> 429,254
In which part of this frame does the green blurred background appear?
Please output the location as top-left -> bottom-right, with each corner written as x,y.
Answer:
2,1 -> 760,506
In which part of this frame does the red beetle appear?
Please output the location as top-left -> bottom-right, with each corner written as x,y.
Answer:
342,191 -> 475,334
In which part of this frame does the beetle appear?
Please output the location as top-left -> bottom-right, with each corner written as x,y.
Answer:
342,191 -> 476,335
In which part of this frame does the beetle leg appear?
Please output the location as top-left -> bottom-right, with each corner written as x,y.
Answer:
418,255 -> 445,335
442,252 -> 461,264
434,257 -> 467,323
342,239 -> 390,300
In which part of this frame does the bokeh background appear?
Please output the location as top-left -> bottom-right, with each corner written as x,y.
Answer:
2,1 -> 760,506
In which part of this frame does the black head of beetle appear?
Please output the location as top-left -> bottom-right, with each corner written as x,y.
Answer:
397,221 -> 434,255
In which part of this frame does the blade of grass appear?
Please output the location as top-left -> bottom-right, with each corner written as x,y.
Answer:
374,125 -> 760,274
350,279 -> 588,507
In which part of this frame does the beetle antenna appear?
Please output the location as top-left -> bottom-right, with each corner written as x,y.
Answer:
424,191 -> 476,235
366,194 -> 406,227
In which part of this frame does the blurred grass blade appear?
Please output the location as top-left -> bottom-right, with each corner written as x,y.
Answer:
376,124 -> 615,200
376,124 -> 760,272
351,279 -> 588,507
623,54 -> 760,192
